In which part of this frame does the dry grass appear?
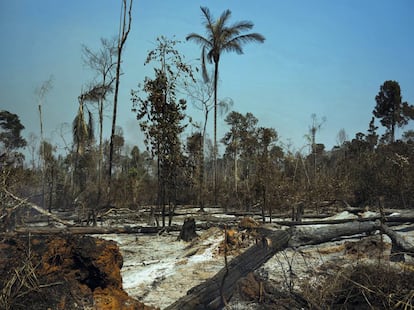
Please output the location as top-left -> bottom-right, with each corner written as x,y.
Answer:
301,262 -> 414,309
0,237 -> 40,310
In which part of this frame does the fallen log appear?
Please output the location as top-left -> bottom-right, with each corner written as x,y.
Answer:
165,230 -> 290,310
4,225 -> 182,236
376,222 -> 414,257
274,215 -> 414,227
288,221 -> 378,246
166,220 -> 414,309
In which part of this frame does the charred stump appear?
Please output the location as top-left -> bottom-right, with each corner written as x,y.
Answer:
178,217 -> 198,242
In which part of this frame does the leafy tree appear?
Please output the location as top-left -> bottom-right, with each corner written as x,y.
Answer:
373,80 -> 414,143
222,111 -> 258,209
366,117 -> 379,151
186,132 -> 204,211
0,109 -> 26,201
0,111 -> 27,213
186,7 -> 265,204
0,110 -> 27,153
402,130 -> 414,143
255,127 -> 278,222
132,36 -> 193,227
123,145 -> 152,207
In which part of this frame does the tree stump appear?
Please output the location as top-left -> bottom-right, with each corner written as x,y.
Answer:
178,217 -> 198,242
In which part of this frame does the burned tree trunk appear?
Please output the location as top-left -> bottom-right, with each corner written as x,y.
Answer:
178,217 -> 198,242
165,230 -> 290,310
377,222 -> 414,259
166,220 -> 414,309
288,221 -> 378,246
5,225 -> 173,236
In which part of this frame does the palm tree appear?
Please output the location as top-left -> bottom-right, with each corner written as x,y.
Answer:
186,6 -> 265,204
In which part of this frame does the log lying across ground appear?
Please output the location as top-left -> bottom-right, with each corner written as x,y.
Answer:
8,225 -> 168,235
377,222 -> 414,255
165,230 -> 290,310
166,220 -> 414,310
274,215 -> 414,227
288,221 -> 378,246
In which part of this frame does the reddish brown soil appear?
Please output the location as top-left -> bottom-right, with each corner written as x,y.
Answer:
0,234 -> 158,310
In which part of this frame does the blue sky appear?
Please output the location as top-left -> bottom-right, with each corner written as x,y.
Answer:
1,0 -> 414,156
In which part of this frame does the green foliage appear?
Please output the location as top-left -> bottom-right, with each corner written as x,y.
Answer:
185,132 -> 204,208
0,110 -> 27,152
373,80 -> 414,143
132,36 -> 194,226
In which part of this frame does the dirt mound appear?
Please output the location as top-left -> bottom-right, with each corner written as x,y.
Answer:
0,234 -> 157,310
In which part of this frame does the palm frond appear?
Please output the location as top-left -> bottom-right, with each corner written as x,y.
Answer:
186,33 -> 211,47
222,40 -> 243,54
200,6 -> 215,31
217,9 -> 232,31
233,33 -> 266,44
223,33 -> 265,54
229,20 -> 254,33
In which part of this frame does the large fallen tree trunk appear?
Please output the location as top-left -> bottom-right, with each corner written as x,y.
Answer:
165,230 -> 290,310
287,221 -> 378,246
6,225 -> 170,235
377,222 -> 414,256
274,215 -> 414,227
3,223 -> 193,236
166,220 -> 414,309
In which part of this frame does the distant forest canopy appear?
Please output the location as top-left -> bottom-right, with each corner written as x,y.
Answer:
2,4 -> 414,225
2,77 -> 414,223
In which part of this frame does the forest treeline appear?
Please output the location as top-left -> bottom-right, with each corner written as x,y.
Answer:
2,78 -> 414,223
1,5 -> 414,228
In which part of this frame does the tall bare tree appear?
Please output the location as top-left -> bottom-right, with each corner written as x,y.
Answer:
186,7 -> 265,204
305,113 -> 326,182
35,76 -> 53,210
109,0 -> 132,182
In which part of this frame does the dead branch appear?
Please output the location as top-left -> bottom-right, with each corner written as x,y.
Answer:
3,189 -> 73,227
